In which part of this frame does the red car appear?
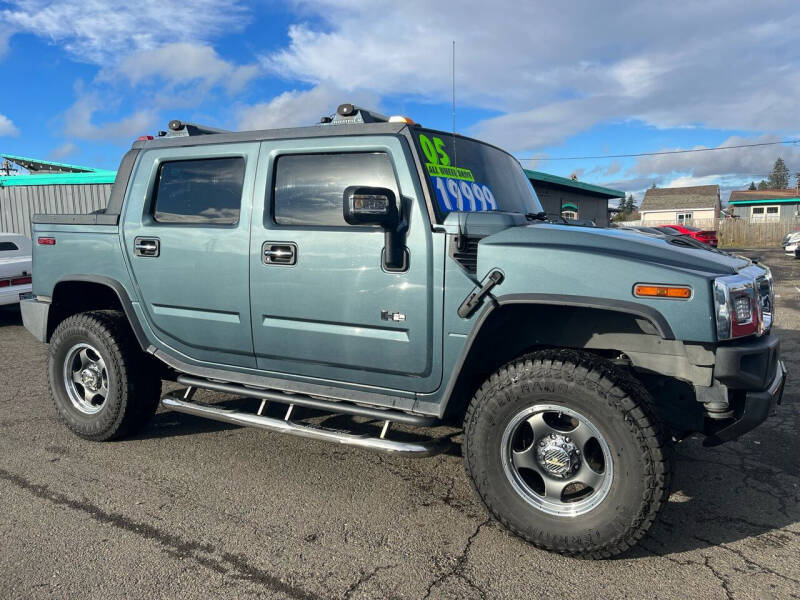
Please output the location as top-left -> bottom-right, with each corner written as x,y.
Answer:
656,224 -> 718,247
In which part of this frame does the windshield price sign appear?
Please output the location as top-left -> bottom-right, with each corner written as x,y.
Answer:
418,134 -> 497,213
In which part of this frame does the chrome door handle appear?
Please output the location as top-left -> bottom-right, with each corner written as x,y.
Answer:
134,237 -> 160,257
263,242 -> 297,265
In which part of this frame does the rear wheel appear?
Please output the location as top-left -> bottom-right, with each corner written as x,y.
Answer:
48,310 -> 161,441
463,349 -> 671,558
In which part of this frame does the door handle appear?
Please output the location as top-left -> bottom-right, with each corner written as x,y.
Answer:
263,242 -> 297,265
134,237 -> 160,257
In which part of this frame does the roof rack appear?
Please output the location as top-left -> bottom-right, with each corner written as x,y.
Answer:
163,120 -> 231,138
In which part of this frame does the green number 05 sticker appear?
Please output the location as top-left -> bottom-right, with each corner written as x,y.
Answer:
418,134 -> 451,166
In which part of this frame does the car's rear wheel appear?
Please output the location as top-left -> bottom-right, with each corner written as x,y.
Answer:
463,349 -> 671,558
48,310 -> 161,441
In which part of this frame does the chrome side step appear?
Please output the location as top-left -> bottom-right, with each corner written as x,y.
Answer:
176,375 -> 436,426
161,393 -> 447,457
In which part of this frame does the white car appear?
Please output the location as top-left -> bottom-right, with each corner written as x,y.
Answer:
783,231 -> 800,258
0,233 -> 32,305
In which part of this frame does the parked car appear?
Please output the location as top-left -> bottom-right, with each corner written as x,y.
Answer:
620,226 -> 718,251
656,224 -> 718,247
0,233 -> 32,306
21,105 -> 785,559
782,230 -> 800,258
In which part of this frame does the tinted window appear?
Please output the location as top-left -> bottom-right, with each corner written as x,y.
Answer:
0,242 -> 19,251
153,157 -> 245,225
273,153 -> 397,226
411,129 -> 542,217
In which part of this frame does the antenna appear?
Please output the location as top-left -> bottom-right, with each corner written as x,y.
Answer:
451,39 -> 466,251
451,40 -> 456,136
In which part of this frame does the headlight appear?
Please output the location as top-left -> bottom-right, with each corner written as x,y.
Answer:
713,265 -> 773,340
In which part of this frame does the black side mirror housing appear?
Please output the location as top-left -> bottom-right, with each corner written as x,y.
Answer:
342,186 -> 407,271
343,186 -> 399,228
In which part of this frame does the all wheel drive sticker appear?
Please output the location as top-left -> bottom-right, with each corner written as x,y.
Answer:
418,134 -> 497,212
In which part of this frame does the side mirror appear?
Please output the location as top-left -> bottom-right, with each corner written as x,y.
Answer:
343,186 -> 399,228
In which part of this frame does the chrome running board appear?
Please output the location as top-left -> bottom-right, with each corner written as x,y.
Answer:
161,393 -> 447,457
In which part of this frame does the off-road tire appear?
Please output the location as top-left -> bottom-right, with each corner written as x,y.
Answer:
48,310 -> 161,441
463,349 -> 671,558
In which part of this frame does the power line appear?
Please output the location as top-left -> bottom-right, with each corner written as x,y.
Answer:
520,138 -> 800,162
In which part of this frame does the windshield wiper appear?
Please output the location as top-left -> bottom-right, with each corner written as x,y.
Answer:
526,212 -> 548,221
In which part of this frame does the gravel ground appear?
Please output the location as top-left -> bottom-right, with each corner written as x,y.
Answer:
0,249 -> 797,599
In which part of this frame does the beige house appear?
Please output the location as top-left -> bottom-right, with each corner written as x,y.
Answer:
639,185 -> 721,228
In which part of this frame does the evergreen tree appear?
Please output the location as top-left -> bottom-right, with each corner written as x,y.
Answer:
757,179 -> 768,190
625,193 -> 636,213
650,182 -> 657,189
767,157 -> 790,189
748,181 -> 756,190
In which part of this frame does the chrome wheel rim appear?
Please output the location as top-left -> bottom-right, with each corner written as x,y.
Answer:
501,404 -> 613,517
63,343 -> 109,415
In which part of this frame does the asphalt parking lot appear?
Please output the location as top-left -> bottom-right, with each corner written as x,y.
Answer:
1,249 -> 797,599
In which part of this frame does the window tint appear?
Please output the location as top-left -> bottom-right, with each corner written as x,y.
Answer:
0,242 -> 19,251
273,153 -> 397,226
153,157 -> 245,225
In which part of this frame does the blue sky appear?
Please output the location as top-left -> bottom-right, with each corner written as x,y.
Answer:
1,0 -> 799,203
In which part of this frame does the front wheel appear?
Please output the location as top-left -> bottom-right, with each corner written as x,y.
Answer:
463,349 -> 671,558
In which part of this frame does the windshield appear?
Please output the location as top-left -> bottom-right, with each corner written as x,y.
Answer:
411,129 -> 542,218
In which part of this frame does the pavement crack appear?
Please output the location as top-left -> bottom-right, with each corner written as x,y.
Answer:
693,535 -> 800,585
0,468 -> 320,600
702,556 -> 735,600
423,519 -> 491,600
342,562 -> 399,600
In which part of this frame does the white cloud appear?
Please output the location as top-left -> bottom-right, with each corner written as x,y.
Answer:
113,43 -> 259,94
237,84 -> 380,131
49,142 -> 78,160
0,28 -> 12,59
267,1 -> 800,152
631,135 -> 800,182
63,93 -> 156,141
0,0 -> 249,64
0,114 -> 19,137
663,175 -> 722,188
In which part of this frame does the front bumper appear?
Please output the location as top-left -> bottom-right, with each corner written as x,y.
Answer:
703,359 -> 786,446
714,333 -> 781,391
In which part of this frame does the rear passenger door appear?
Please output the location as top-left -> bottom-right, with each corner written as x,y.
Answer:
123,143 -> 259,368
248,136 -> 441,393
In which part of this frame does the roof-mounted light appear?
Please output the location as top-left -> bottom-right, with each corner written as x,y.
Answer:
388,116 -> 416,124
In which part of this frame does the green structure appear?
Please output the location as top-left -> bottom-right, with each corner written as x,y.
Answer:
525,169 -> 624,226
0,154 -> 116,236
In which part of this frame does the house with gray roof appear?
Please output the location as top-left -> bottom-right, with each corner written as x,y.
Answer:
728,189 -> 800,223
639,185 -> 720,228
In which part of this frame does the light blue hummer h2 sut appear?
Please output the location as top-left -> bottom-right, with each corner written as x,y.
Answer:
21,104 -> 786,558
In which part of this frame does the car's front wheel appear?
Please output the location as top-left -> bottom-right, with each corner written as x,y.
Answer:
463,349 -> 671,558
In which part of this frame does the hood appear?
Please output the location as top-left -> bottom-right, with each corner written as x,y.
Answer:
479,223 -> 749,275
